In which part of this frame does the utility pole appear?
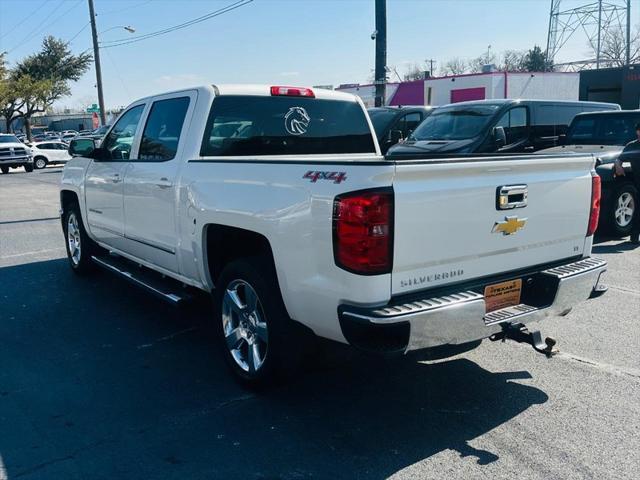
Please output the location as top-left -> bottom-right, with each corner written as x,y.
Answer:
626,0 -> 631,66
596,0 -> 602,69
374,0 -> 386,107
88,0 -> 106,125
426,58 -> 436,77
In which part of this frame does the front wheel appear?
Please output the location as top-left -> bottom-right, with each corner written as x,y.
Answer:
63,203 -> 97,274
214,257 -> 306,387
1,166 -> 8,174
24,163 -> 34,172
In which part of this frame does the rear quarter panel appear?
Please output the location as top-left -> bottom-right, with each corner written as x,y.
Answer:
180,157 -> 394,342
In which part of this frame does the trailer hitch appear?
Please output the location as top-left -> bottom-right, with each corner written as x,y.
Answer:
490,323 -> 557,358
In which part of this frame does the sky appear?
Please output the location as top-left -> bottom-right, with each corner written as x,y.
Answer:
1,0 -> 639,111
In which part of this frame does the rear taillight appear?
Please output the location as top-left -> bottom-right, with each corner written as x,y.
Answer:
333,189 -> 393,275
587,172 -> 601,236
270,85 -> 315,97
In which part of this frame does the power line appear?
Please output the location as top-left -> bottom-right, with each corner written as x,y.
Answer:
6,0 -> 84,54
98,0 -> 154,16
0,0 -> 49,41
66,22 -> 91,46
100,0 -> 253,49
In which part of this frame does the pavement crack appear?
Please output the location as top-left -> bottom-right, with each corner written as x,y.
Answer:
13,439 -> 107,478
556,351 -> 640,380
608,285 -> 640,296
136,326 -> 197,350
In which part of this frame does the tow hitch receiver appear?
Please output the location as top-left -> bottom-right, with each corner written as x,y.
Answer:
490,323 -> 558,358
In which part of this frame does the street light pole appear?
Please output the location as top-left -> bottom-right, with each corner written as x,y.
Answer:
87,0 -> 106,126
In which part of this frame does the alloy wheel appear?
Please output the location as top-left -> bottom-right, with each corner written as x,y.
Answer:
222,279 -> 269,374
67,212 -> 82,265
615,192 -> 635,228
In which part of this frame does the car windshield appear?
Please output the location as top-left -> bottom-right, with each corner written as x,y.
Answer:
92,125 -> 109,135
410,104 -> 500,141
0,135 -> 20,143
567,115 -> 638,146
367,109 -> 398,136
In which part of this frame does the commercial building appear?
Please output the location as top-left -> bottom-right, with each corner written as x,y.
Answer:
578,64 -> 640,109
337,71 -> 580,107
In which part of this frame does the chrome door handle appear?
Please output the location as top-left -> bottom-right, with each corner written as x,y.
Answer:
497,185 -> 528,210
111,173 -> 121,183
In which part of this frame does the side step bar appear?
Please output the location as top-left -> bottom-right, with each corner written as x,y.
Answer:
91,254 -> 192,306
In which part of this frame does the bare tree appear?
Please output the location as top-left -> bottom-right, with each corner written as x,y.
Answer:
501,50 -> 527,72
469,50 -> 498,73
403,63 -> 428,81
596,25 -> 640,67
439,57 -> 468,76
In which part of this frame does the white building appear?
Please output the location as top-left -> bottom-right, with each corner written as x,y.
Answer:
337,71 -> 580,107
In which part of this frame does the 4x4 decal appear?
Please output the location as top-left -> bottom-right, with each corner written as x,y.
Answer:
303,171 -> 347,184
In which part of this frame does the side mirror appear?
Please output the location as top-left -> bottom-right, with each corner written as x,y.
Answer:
493,126 -> 506,148
68,138 -> 96,157
389,129 -> 403,145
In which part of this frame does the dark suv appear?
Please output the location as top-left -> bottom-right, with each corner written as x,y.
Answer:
539,110 -> 639,236
367,106 -> 434,153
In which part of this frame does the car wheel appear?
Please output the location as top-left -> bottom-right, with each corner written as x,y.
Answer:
24,163 -> 34,172
214,257 -> 307,388
0,167 -> 8,174
63,203 -> 97,274
34,157 -> 48,169
607,182 -> 637,236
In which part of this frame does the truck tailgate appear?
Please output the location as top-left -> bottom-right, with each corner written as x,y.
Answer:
391,154 -> 595,295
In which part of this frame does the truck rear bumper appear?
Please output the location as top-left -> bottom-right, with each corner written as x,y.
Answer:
338,257 -> 607,354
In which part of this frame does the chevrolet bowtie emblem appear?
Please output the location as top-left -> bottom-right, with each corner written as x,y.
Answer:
492,216 -> 527,236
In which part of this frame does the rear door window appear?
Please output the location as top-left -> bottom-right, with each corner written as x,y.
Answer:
496,106 -> 529,145
138,97 -> 190,161
200,96 -> 376,156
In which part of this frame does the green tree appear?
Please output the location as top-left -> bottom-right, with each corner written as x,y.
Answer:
523,45 -> 553,72
13,36 -> 91,139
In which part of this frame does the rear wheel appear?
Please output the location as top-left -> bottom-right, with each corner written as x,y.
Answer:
214,257 -> 307,387
34,157 -> 47,169
606,182 -> 637,236
24,163 -> 34,172
1,166 -> 9,174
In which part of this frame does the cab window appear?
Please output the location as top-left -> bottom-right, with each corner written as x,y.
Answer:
102,105 -> 144,160
138,97 -> 190,161
496,106 -> 529,145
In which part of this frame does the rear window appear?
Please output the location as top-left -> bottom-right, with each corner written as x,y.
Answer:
200,96 -> 376,156
567,114 -> 638,145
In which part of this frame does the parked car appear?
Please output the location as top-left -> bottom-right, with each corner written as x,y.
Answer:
61,84 -> 607,386
62,130 -> 78,136
388,99 -> 620,156
538,110 -> 639,236
367,106 -> 434,153
75,125 -> 111,143
61,133 -> 77,142
0,133 -> 34,173
30,140 -> 72,169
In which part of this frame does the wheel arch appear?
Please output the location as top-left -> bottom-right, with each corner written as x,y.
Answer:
203,224 -> 277,289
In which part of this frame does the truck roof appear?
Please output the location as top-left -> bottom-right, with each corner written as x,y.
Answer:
441,98 -> 620,109
132,84 -> 358,103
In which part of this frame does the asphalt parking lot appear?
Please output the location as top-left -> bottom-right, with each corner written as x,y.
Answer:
1,167 -> 639,480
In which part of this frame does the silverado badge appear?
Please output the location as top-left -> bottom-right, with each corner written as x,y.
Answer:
492,216 -> 527,236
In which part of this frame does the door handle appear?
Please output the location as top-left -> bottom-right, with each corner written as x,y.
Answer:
111,173 -> 121,183
156,177 -> 173,189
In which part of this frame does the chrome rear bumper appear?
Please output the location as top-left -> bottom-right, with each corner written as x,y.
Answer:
338,257 -> 607,353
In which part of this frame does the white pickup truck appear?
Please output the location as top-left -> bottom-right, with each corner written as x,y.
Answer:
61,84 -> 607,386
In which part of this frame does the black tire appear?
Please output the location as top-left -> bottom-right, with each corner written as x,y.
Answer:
214,256 -> 307,388
33,156 -> 47,169
1,166 -> 8,174
604,182 -> 637,236
62,202 -> 98,274
24,163 -> 34,173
